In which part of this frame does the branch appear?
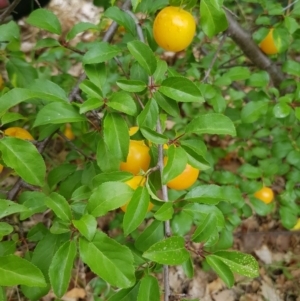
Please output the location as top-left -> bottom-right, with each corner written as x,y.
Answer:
224,8 -> 285,90
0,0 -> 21,22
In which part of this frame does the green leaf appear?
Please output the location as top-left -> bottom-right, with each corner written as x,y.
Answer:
206,255 -> 234,287
49,241 -> 77,298
107,284 -> 140,301
241,101 -> 268,123
0,223 -> 13,239
19,192 -> 48,220
103,113 -> 129,161
163,146 -> 187,184
192,214 -> 219,244
84,63 -> 107,89
154,91 -> 179,117
79,231 -> 135,288
212,251 -> 259,278
154,202 -> 174,221
159,77 -> 203,103
66,22 -> 98,41
6,58 -> 37,88
186,113 -> 236,136
137,98 -> 159,129
0,21 -> 20,46
184,184 -> 225,205
92,171 -> 133,186
135,220 -> 164,252
96,137 -> 121,172
45,192 -> 72,222
0,199 -> 27,219
107,92 -> 137,116
80,97 -> 103,114
143,236 -> 189,265
250,196 -> 274,216
79,80 -> 102,98
238,163 -> 262,179
87,182 -> 133,217
273,102 -> 291,118
183,203 -> 225,230
226,67 -> 251,81
0,255 -> 46,287
282,60 -> 300,77
294,108 -> 300,121
1,112 -> 26,126
72,214 -> 97,241
123,187 -> 150,235
182,255 -> 194,279
116,80 -> 147,92
200,0 -> 228,37
34,102 -> 85,126
140,127 -> 168,144
137,275 -> 160,301
104,6 -> 136,35
27,9 -> 61,35
83,42 -> 121,64
0,138 -> 46,187
127,41 -> 157,75
48,164 -> 77,190
247,71 -> 269,87
35,38 -> 61,48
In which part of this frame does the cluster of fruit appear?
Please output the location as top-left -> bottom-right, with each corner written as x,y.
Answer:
152,6 -> 279,55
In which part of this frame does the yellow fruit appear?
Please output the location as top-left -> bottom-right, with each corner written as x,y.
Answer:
153,6 -> 196,52
129,126 -> 139,136
254,187 -> 274,204
120,140 -> 151,175
64,124 -> 75,140
4,127 -> 34,140
291,218 -> 300,231
121,176 -> 153,212
164,157 -> 199,190
259,28 -> 278,55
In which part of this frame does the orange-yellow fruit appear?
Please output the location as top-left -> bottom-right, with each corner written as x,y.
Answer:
254,186 -> 274,204
64,123 -> 75,140
164,158 -> 199,190
4,127 -> 34,140
129,126 -> 139,136
259,28 -> 278,55
120,140 -> 151,175
292,218 -> 300,231
121,175 -> 153,212
153,6 -> 196,52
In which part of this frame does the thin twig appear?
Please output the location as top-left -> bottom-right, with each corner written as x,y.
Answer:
202,33 -> 227,83
0,0 -> 21,22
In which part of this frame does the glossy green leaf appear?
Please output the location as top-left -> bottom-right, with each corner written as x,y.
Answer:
45,192 -> 72,222
123,187 -> 150,235
107,284 -> 140,301
48,164 -> 77,190
154,202 -> 174,221
19,192 -> 48,220
163,146 -> 187,185
143,236 -> 189,265
0,255 -> 46,287
212,251 -> 259,278
0,223 -> 13,239
104,6 -> 136,35
49,241 -> 77,298
185,185 -> 225,205
137,98 -> 159,129
66,22 -> 98,41
273,102 -> 291,118
241,101 -> 268,123
226,67 -> 251,81
206,255 -> 234,287
159,77 -> 203,103
140,127 -> 168,144
135,220 -> 164,252
238,163 -> 262,179
27,9 -> 61,34
87,181 -> 133,217
0,137 -> 46,187
107,92 -> 138,116
83,42 -> 121,64
137,275 -> 160,301
192,214 -> 219,244
127,41 -> 157,75
92,171 -> 133,186
186,113 -> 236,136
84,63 -> 107,89
79,231 -> 135,288
34,102 -> 85,126
79,97 -> 103,114
73,215 -> 97,241
116,79 -> 147,92
79,79 -> 102,98
0,199 -> 27,219
154,91 -> 179,117
182,255 -> 194,279
200,0 -> 228,37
